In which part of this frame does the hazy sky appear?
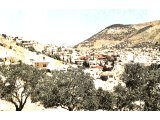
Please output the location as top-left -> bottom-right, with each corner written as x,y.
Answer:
0,0 -> 160,46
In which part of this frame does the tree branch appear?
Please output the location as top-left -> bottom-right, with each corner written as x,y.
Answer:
60,104 -> 69,111
12,92 -> 21,104
9,98 -> 18,109
22,93 -> 30,108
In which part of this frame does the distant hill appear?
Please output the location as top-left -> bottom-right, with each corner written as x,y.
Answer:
75,20 -> 160,50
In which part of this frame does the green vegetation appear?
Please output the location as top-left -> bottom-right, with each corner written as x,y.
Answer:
1,34 -> 7,39
113,63 -> 160,111
0,63 -> 159,111
31,68 -> 98,111
57,47 -> 62,52
0,64 -> 46,111
96,88 -> 113,110
75,21 -> 160,50
83,60 -> 90,68
28,46 -> 37,52
50,54 -> 61,60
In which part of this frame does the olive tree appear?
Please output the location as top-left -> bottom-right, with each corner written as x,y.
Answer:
142,64 -> 160,110
96,87 -> 113,110
31,68 -> 99,111
113,84 -> 137,111
0,63 -> 45,111
117,63 -> 160,111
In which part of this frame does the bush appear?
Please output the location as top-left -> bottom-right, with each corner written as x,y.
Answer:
28,46 -> 37,52
100,75 -> 108,81
83,60 -> 90,68
50,54 -> 61,60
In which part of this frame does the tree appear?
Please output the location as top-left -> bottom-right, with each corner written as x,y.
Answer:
142,64 -> 160,111
2,34 -> 7,38
0,64 -> 45,111
119,63 -> 160,111
121,63 -> 146,90
117,63 -> 148,111
50,54 -> 61,60
102,65 -> 113,71
96,87 -> 113,110
83,60 -> 90,68
57,47 -> 62,52
28,46 -> 37,52
100,75 -> 108,81
113,84 -> 136,111
31,68 -> 98,111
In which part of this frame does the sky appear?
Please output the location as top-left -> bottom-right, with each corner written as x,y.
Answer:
0,0 -> 160,46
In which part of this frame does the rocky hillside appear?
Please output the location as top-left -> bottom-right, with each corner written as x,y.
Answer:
0,34 -> 52,64
75,20 -> 160,50
0,35 -> 23,63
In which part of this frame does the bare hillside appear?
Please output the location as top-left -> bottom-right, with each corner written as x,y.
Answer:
75,20 -> 160,50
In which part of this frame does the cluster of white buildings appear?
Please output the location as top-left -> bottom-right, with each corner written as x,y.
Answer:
53,46 -> 159,90
1,33 -> 160,91
116,48 -> 160,65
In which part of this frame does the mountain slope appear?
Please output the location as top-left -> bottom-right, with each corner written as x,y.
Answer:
75,20 -> 160,50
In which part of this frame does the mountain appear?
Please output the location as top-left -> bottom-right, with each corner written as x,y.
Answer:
75,20 -> 160,50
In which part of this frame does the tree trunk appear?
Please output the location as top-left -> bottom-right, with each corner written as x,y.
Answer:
16,106 -> 23,111
15,93 -> 29,111
15,101 -> 26,111
9,99 -> 23,111
68,106 -> 74,111
68,108 -> 73,111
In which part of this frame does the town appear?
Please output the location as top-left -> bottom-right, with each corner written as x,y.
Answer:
1,33 -> 160,91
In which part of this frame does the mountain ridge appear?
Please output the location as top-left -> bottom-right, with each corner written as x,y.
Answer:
75,20 -> 160,50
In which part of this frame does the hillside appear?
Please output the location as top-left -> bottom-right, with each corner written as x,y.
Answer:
0,35 -> 24,62
0,34 -> 62,68
75,20 -> 160,50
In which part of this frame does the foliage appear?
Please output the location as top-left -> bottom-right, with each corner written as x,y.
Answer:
96,88 -> 113,110
31,68 -> 98,111
102,65 -> 113,71
83,60 -> 90,68
114,63 -> 160,111
100,75 -> 108,81
2,34 -> 7,38
28,46 -> 37,52
143,64 -> 160,110
121,63 -> 146,90
0,64 -> 46,111
113,84 -> 136,111
16,43 -> 23,47
50,54 -> 61,60
57,47 -> 62,52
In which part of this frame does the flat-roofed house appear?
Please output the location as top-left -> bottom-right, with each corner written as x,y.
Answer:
32,55 -> 49,69
33,61 -> 49,68
21,40 -> 34,48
